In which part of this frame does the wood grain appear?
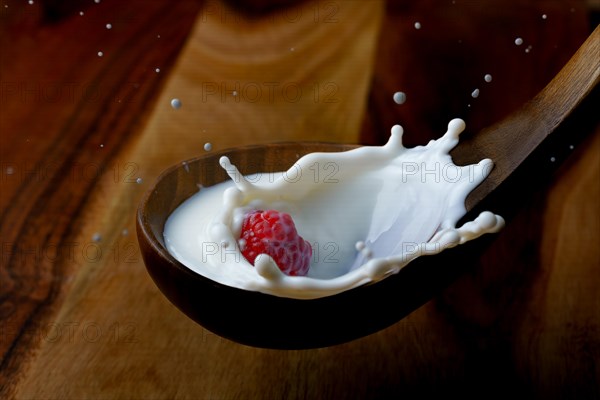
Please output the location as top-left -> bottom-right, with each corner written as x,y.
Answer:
1,0 -> 599,398
0,0 -> 204,396
135,0 -> 381,163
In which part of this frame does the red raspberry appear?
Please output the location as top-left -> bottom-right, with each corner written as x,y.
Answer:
239,209 -> 312,276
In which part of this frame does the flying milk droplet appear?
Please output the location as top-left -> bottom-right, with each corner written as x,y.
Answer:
393,92 -> 406,105
204,142 -> 213,152
471,89 -> 480,98
170,98 -> 182,109
414,22 -> 421,30
515,37 -> 523,46
484,74 -> 492,83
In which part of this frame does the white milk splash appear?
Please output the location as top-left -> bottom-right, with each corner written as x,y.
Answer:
164,119 -> 504,299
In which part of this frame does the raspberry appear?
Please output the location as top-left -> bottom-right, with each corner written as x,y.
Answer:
239,209 -> 312,276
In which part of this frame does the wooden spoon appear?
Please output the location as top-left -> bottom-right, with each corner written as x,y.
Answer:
137,27 -> 599,349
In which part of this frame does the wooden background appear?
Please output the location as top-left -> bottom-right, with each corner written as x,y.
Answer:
1,0 -> 598,398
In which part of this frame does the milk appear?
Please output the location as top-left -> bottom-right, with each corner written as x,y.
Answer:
164,119 -> 504,299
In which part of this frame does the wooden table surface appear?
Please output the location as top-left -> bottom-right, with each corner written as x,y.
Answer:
1,0 -> 599,398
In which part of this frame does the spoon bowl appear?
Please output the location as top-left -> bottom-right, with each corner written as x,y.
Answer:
137,27 -> 599,349
137,142 -> 503,349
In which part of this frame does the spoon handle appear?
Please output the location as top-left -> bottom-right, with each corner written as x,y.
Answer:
455,25 -> 600,212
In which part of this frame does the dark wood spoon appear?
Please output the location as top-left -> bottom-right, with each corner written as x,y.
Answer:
137,27 -> 599,349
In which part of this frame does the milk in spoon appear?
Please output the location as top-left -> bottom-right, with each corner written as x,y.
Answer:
164,119 -> 504,299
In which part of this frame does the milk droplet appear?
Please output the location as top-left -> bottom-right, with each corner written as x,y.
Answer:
157,34 -> 161,39
6,166 -> 14,175
92,233 -> 102,242
525,45 -> 532,53
204,142 -> 213,152
515,37 -> 523,46
100,144 -> 104,148
542,14 -> 547,20
28,0 -> 33,4
290,47 -> 295,52
155,68 -> 160,73
569,145 -> 574,150
393,91 -> 406,105
106,23 -> 112,29
471,88 -> 480,98
122,228 -> 129,236
170,98 -> 182,109
94,0 -> 101,3
550,156 -> 556,162
238,238 -> 247,251
484,74 -> 492,83
391,125 -> 403,138
414,22 -> 421,30
136,177 -> 143,184
79,11 -> 84,16
355,241 -> 373,258
97,51 -> 104,57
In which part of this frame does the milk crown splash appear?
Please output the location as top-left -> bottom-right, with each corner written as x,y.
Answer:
164,119 -> 504,299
